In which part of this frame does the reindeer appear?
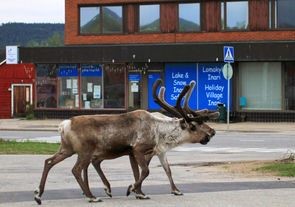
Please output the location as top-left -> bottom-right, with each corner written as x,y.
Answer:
82,80 -> 219,198
34,79 -> 219,204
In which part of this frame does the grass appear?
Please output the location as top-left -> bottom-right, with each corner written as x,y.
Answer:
0,139 -> 60,154
256,162 -> 295,177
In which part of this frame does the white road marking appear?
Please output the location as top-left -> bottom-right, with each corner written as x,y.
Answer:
173,146 -> 293,153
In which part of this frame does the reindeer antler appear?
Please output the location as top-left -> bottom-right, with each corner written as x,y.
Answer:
152,79 -> 182,118
183,80 -> 220,122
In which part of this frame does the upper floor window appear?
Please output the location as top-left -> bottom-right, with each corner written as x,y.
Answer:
269,0 -> 295,29
221,1 -> 249,30
178,3 -> 201,32
139,5 -> 160,32
80,6 -> 123,34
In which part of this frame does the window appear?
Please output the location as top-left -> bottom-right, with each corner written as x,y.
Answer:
102,6 -> 123,33
239,62 -> 282,110
80,6 -> 123,34
269,0 -> 295,29
178,3 -> 201,32
81,64 -> 103,109
58,64 -> 79,109
221,1 -> 248,30
139,5 -> 160,32
103,64 -> 126,108
36,64 -> 57,108
80,7 -> 100,34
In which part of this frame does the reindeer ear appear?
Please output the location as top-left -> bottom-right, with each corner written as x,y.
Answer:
208,112 -> 220,120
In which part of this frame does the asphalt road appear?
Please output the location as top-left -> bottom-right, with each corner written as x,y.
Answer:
0,130 -> 294,206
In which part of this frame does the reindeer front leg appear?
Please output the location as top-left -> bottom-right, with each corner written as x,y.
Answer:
72,156 -> 102,202
127,151 -> 153,199
158,153 -> 183,196
91,159 -> 112,198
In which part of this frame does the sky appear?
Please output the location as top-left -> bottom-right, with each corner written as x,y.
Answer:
0,0 -> 65,24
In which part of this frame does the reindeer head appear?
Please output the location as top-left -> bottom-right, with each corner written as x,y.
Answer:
153,79 -> 219,145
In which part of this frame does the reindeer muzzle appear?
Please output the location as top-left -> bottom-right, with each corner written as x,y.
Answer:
200,129 -> 216,145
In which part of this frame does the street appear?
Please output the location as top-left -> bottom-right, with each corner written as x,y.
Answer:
0,129 -> 295,206
1,130 -> 294,160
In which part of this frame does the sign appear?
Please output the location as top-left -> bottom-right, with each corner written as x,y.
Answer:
222,63 -> 233,80
223,46 -> 234,63
6,46 -> 19,64
165,63 -> 197,109
148,73 -> 161,110
58,65 -> 78,77
198,63 -> 231,110
128,74 -> 141,82
81,64 -> 102,76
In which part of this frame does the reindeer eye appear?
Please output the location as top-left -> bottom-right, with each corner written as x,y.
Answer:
190,123 -> 197,131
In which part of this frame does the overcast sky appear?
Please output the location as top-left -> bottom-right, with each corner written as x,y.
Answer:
0,0 -> 65,24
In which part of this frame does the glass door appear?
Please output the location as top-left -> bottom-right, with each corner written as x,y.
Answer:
128,72 -> 141,110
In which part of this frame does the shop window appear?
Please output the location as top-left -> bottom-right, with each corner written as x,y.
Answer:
284,62 -> 295,110
81,64 -> 103,109
221,1 -> 248,30
80,6 -> 123,34
103,64 -> 125,108
178,3 -> 201,32
139,4 -> 160,32
239,62 -> 282,110
36,64 -> 57,108
58,64 -> 79,109
269,0 -> 295,29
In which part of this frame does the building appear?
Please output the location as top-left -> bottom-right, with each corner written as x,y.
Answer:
0,61 -> 35,118
18,0 -> 295,121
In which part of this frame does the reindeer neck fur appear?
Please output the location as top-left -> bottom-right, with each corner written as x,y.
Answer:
152,114 -> 190,154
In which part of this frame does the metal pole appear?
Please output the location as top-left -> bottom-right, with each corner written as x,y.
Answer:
227,63 -> 230,130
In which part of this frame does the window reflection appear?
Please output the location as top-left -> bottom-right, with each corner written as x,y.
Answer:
102,6 -> 123,33
80,6 -> 123,34
36,64 -> 57,108
80,7 -> 100,34
277,0 -> 295,28
139,5 -> 160,32
222,1 -> 248,30
179,3 -> 200,32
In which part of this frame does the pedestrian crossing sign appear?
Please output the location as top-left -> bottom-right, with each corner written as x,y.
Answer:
223,46 -> 234,63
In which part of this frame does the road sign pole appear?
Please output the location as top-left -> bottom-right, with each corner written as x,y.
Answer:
227,63 -> 230,130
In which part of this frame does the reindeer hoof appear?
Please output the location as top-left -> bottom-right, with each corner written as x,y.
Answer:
34,195 -> 42,205
104,188 -> 112,198
136,194 -> 150,200
126,185 -> 133,196
88,197 -> 102,203
171,190 -> 183,196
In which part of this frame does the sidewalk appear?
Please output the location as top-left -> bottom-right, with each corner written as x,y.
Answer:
0,118 -> 294,133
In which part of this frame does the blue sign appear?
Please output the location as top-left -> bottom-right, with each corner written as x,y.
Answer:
148,73 -> 161,110
198,63 -> 231,110
223,46 -> 234,63
164,63 -> 197,109
81,65 -> 102,77
128,73 -> 141,82
58,65 -> 78,77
